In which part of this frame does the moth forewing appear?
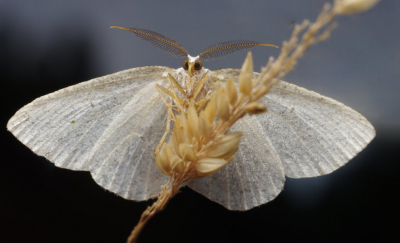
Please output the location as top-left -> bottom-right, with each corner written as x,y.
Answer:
212,68 -> 375,178
186,68 -> 374,210
258,80 -> 375,178
7,66 -> 174,200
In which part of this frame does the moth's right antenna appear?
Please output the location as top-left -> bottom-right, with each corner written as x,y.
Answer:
111,26 -> 189,58
199,40 -> 278,61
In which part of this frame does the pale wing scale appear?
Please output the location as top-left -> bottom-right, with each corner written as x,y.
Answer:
208,68 -> 375,179
188,115 -> 286,211
7,66 -> 174,200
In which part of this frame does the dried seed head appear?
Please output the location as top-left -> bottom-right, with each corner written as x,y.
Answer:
198,111 -> 211,140
244,102 -> 267,115
334,0 -> 380,15
172,116 -> 186,157
193,132 -> 242,177
155,52 -> 258,178
187,102 -> 200,140
255,84 -> 270,97
155,153 -> 168,175
179,143 -> 197,161
204,95 -> 217,124
165,139 -> 175,159
206,132 -> 242,159
170,155 -> 185,174
176,115 -> 192,145
216,88 -> 231,121
239,52 -> 254,96
195,158 -> 230,177
225,78 -> 238,105
155,143 -> 173,176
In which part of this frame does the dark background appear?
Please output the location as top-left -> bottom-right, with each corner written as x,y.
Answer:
1,0 -> 398,242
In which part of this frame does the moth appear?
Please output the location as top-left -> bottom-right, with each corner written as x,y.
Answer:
7,26 -> 375,211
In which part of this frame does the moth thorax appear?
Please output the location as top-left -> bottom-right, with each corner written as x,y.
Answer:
184,76 -> 194,94
173,68 -> 212,104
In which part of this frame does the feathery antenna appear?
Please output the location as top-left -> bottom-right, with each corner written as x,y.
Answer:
199,40 -> 278,61
111,26 -> 189,58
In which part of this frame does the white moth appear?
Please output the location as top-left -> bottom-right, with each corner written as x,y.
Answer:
7,26 -> 375,211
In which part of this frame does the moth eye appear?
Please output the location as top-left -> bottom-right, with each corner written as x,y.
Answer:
194,60 -> 203,70
182,59 -> 189,70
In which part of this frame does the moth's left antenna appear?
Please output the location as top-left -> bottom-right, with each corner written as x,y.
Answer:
111,26 -> 189,58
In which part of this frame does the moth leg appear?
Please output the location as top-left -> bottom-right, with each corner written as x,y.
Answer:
192,71 -> 210,101
168,73 -> 190,99
194,96 -> 210,112
156,84 -> 188,110
154,87 -> 176,156
167,73 -> 189,112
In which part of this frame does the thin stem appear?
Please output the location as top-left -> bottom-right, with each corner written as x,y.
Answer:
126,171 -> 191,243
127,178 -> 177,243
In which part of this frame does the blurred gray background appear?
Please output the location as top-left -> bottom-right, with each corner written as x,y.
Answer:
1,0 -> 397,242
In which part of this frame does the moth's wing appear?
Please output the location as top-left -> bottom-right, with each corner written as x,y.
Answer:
188,115 -> 286,211
258,80 -> 375,178
211,68 -> 375,178
7,66 -> 174,201
189,68 -> 375,211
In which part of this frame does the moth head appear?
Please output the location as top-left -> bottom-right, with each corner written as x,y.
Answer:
182,55 -> 203,76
